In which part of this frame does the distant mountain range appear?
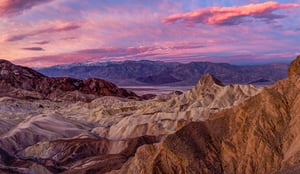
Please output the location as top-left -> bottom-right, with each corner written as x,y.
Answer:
37,60 -> 289,86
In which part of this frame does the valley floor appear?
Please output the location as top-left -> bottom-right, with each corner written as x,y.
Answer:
121,85 -> 193,95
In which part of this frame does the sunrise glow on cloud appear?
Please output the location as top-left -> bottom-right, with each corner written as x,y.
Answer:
0,0 -> 299,67
162,1 -> 299,25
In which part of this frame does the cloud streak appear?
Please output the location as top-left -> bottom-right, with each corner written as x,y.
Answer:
14,46 -> 157,66
162,1 -> 300,26
5,23 -> 80,42
32,41 -> 50,45
22,47 -> 44,51
0,0 -> 54,17
171,44 -> 205,50
14,43 -> 209,66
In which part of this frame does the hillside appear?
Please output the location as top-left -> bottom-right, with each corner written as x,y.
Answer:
0,60 -> 261,173
112,56 -> 300,174
0,59 -> 138,102
37,60 -> 289,86
1,57 -> 300,173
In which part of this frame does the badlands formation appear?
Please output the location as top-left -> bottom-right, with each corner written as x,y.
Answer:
112,56 -> 300,174
0,56 -> 300,173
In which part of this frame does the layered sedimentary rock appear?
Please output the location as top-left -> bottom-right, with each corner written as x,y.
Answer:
6,57 -> 300,173
112,56 -> 300,174
0,114 -> 94,154
0,113 -> 160,173
0,72 -> 260,173
88,74 -> 260,140
0,75 -> 260,173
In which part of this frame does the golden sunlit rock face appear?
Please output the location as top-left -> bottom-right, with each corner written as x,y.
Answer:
288,56 -> 300,77
111,56 -> 300,174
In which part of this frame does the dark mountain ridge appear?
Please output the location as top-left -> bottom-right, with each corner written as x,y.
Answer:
0,59 -> 138,101
37,60 -> 289,86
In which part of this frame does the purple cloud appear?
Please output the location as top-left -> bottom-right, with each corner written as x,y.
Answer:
60,36 -> 76,40
14,46 -> 157,66
32,40 -> 50,45
171,44 -> 205,50
22,47 -> 44,51
0,0 -> 54,17
5,23 -> 80,42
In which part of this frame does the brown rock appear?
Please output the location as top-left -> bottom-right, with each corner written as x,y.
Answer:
198,73 -> 224,87
111,56 -> 300,174
3,56 -> 299,173
0,59 -> 139,101
18,136 -> 160,173
288,55 -> 300,77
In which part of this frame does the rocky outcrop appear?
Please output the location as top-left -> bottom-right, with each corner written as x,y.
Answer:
87,74 -> 260,140
0,112 -> 160,173
0,73 -> 259,140
0,114 -> 94,154
112,55 -> 300,174
288,55 -> 300,76
0,119 -> 16,135
0,72 -> 261,173
0,59 -> 139,101
17,136 -> 160,173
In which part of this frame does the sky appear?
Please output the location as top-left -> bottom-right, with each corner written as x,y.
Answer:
0,0 -> 299,67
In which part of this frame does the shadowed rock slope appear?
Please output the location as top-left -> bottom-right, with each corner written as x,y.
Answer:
0,59 -> 138,101
111,55 -> 300,174
0,113 -> 160,173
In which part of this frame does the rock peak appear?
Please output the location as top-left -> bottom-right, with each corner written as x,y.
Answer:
288,55 -> 300,77
0,59 -> 12,65
198,74 -> 224,87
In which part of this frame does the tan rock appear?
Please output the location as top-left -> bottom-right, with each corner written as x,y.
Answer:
112,57 -> 300,174
288,55 -> 300,77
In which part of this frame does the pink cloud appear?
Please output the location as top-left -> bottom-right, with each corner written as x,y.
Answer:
5,23 -> 80,42
13,43 -> 207,67
13,45 -> 297,67
60,36 -> 77,40
0,0 -> 54,17
162,1 -> 300,26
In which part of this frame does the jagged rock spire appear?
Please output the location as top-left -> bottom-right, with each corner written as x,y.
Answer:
198,73 -> 224,87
